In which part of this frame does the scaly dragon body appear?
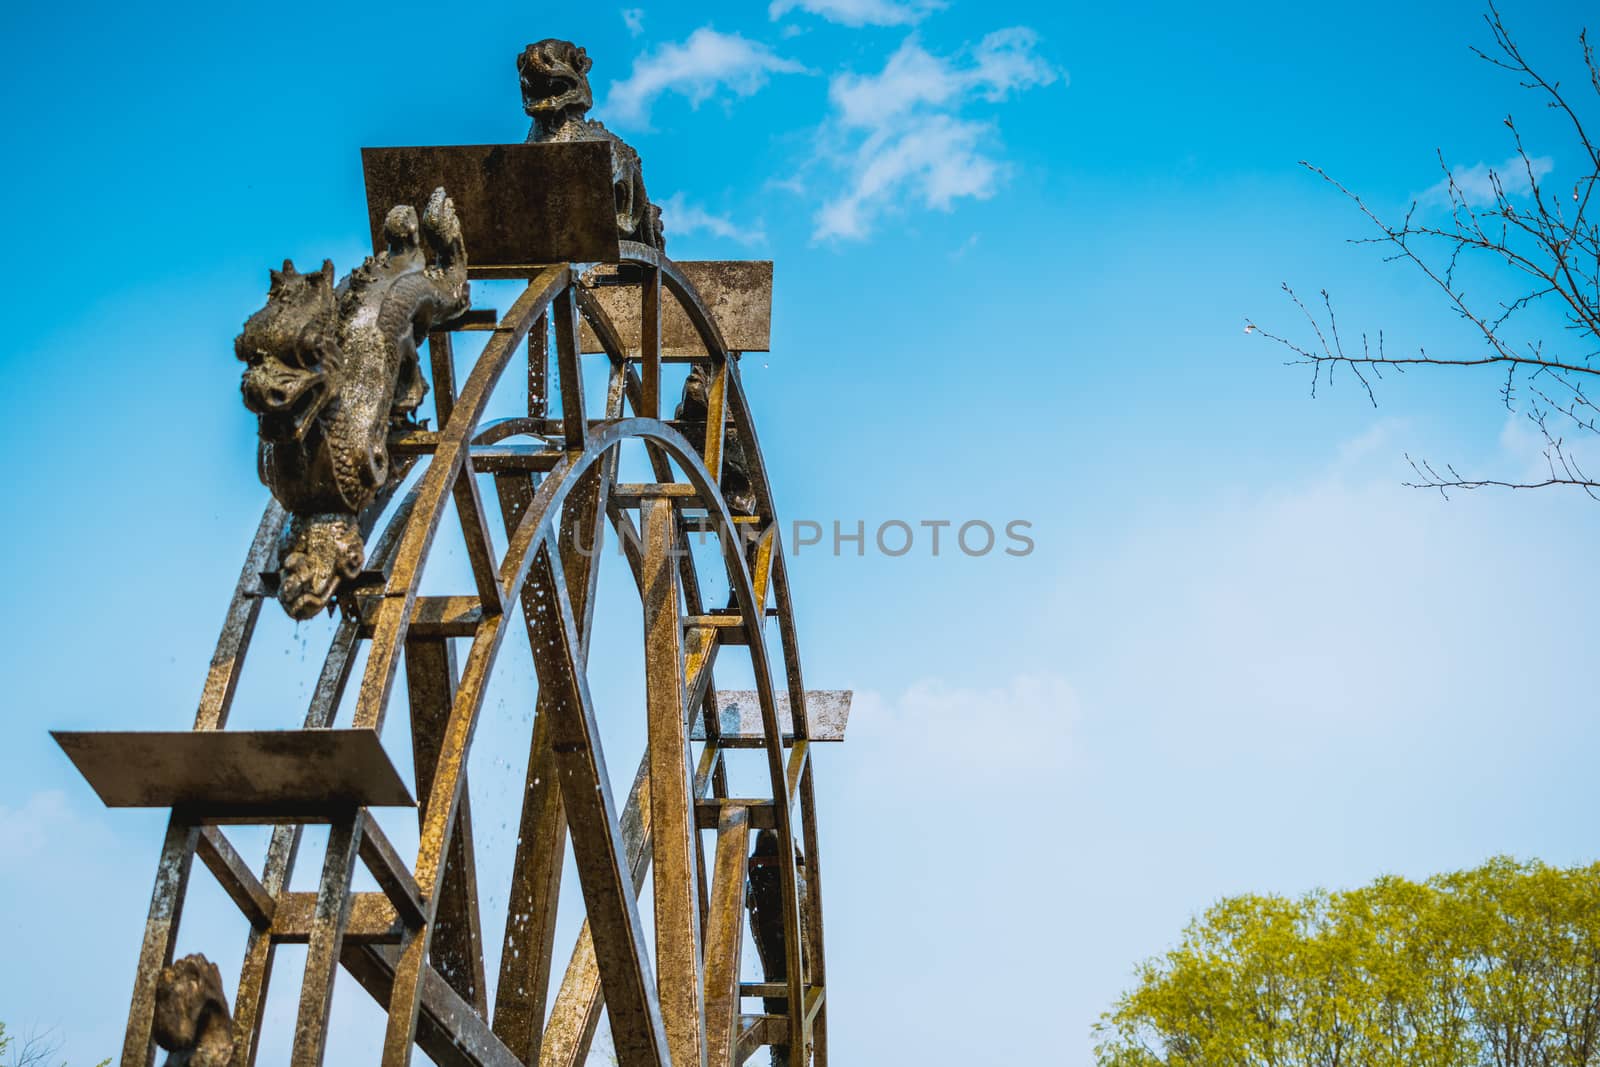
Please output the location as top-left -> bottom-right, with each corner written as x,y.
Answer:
235,187 -> 469,618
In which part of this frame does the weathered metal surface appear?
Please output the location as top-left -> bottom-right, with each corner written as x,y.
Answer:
357,819 -> 426,929
704,806 -> 750,1066
405,638 -> 487,1012
362,144 -> 619,268
747,829 -> 809,1067
196,828 -> 275,929
237,188 -> 468,618
342,944 -> 524,1067
230,497 -> 416,1065
525,538 -> 672,1067
735,1017 -> 786,1067
491,448 -> 612,1063
197,501 -> 285,730
691,690 -> 853,743
428,331 -> 506,615
353,265 -> 566,734
54,730 -> 414,812
641,498 -> 707,1066
78,87 -> 848,1064
269,893 -> 404,945
122,819 -> 198,1067
581,261 -> 773,356
520,39 -> 662,249
291,812 -> 363,1064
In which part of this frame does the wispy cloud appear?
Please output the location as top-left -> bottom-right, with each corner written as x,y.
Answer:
621,7 -> 645,36
815,28 -> 1060,240
769,0 -> 944,27
659,192 -> 767,246
1420,153 -> 1554,207
605,27 -> 806,129
0,790 -> 72,858
853,674 -> 1077,777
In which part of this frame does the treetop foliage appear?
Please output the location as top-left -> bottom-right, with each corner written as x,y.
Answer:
1095,857 -> 1600,1067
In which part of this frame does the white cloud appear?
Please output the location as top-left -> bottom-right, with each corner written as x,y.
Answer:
658,192 -> 767,246
814,28 -> 1059,240
853,673 -> 1078,778
0,789 -> 73,857
621,8 -> 645,36
605,27 -> 806,129
769,0 -> 944,27
1421,153 -> 1555,207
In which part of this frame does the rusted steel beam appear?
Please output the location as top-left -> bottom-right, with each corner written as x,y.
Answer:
428,332 -> 507,615
197,502 -> 285,730
290,811 -> 363,1066
528,311 -> 549,418
553,287 -> 587,451
542,530 -> 720,1067
642,498 -> 707,1066
196,827 -> 274,929
342,944 -> 523,1067
489,711 -> 565,1060
406,637 -> 488,1012
539,752 -> 652,1067
701,359 -> 729,486
639,265 -> 662,418
491,454 -> 613,1063
695,800 -> 777,831
231,551 -> 404,1066
386,435 -> 563,474
716,364 -> 828,1059
734,1016 -> 786,1066
357,595 -> 484,639
572,409 -> 807,1059
703,806 -> 751,1066
611,482 -> 702,506
269,893 -> 403,945
785,743 -> 809,812
799,761 -> 830,1067
119,497 -> 290,1067
121,818 -> 198,1067
523,536 -> 670,1067
358,817 -> 426,930
489,471 -> 567,1063
356,266 -> 567,735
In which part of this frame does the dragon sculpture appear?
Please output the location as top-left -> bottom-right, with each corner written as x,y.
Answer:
519,38 -> 665,249
236,187 -> 469,619
152,954 -> 234,1067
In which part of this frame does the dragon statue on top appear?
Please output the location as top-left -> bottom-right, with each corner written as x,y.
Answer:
519,37 -> 665,250
236,187 -> 469,619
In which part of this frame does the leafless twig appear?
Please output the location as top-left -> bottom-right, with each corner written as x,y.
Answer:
1250,3 -> 1600,496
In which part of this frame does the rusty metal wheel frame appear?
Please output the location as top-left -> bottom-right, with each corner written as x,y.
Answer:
116,245 -> 829,1067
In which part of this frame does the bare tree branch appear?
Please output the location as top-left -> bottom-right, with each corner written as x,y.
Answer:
1251,4 -> 1600,496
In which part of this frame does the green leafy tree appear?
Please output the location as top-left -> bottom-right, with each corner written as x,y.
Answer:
1095,858 -> 1600,1067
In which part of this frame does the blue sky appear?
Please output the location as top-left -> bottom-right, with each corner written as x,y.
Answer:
4,0 -> 1600,1063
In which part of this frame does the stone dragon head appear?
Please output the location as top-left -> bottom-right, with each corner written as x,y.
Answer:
519,38 -> 594,126
235,260 -> 340,444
